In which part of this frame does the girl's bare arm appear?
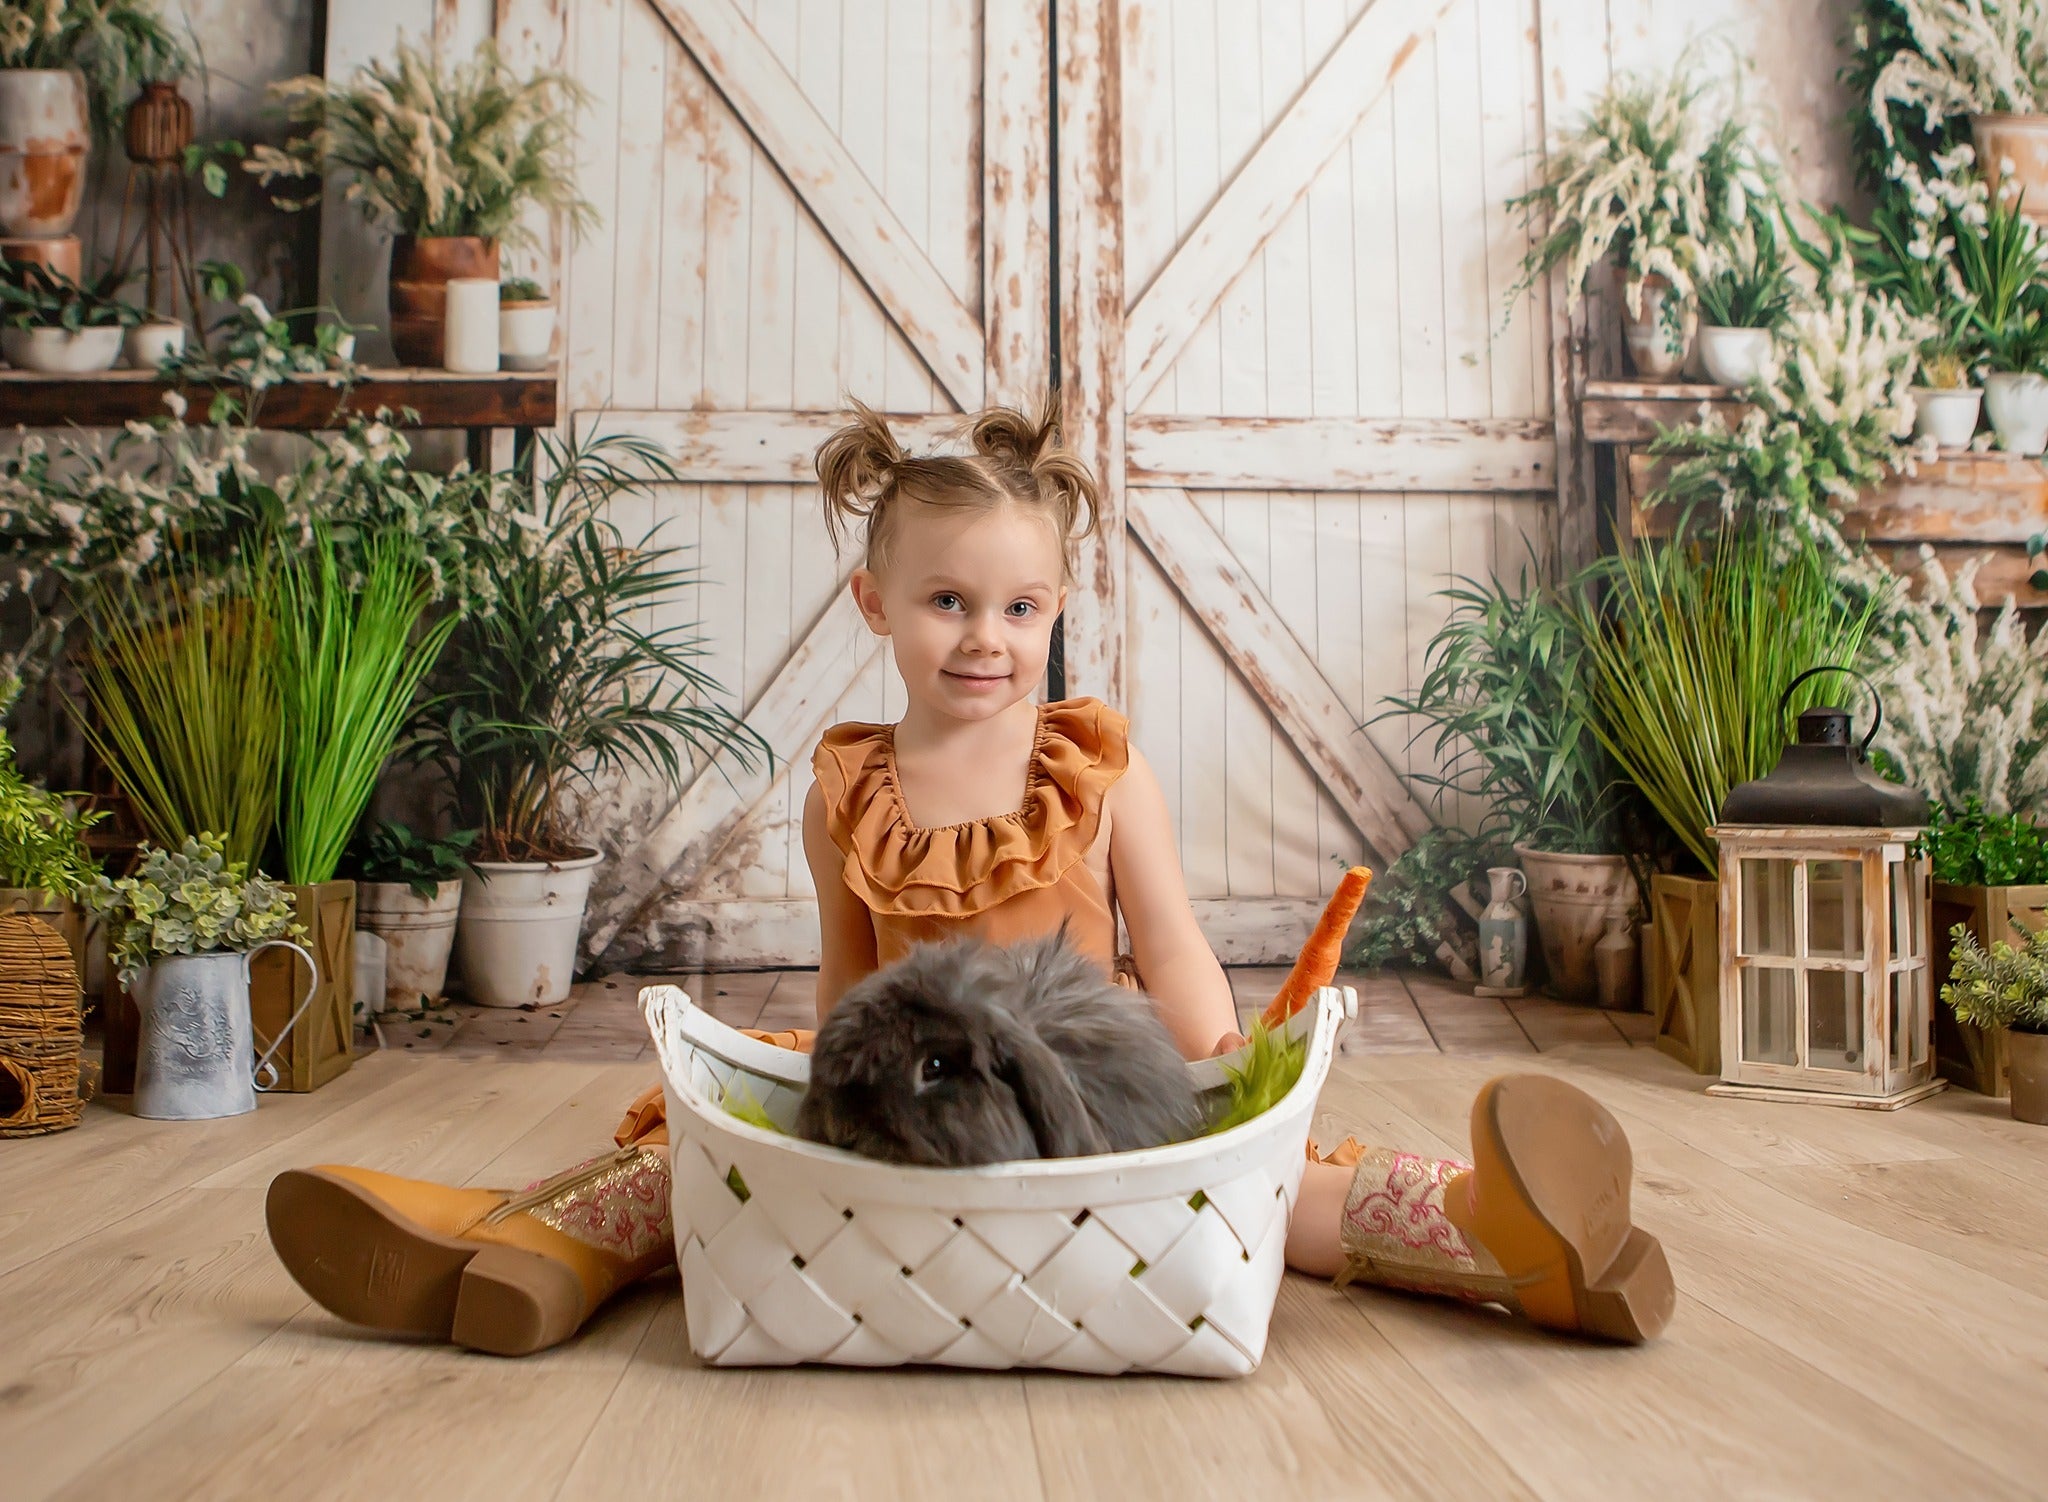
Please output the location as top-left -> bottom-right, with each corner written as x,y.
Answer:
803,780 -> 880,1022
1106,747 -> 1242,1059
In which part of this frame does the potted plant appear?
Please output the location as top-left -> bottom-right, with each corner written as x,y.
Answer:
248,38 -> 595,367
1381,560 -> 1644,1005
0,261 -> 142,372
85,833 -> 307,1119
408,430 -> 765,1007
1869,0 -> 2048,220
352,820 -> 475,1012
1568,523 -> 1881,1070
1507,57 -> 1776,381
1912,344 -> 1985,447
498,275 -> 553,370
0,0 -> 184,239
1941,919 -> 2048,1124
1695,213 -> 1794,387
257,522 -> 459,1086
1955,176 -> 2048,452
1922,799 -> 2048,1095
0,677 -> 103,972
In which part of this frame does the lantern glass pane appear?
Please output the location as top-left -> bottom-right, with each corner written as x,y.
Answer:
1741,967 -> 1797,1064
1898,856 -> 1927,959
1740,859 -> 1795,957
1806,860 -> 1863,959
1890,970 -> 1909,1074
1807,970 -> 1864,1071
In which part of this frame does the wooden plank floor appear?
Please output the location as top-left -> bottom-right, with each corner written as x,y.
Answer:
5,969 -> 2043,1501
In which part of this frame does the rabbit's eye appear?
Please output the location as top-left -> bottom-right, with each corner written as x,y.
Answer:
920,1054 -> 950,1085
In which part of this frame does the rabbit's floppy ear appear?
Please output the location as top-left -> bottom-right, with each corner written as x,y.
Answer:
990,1011 -> 1108,1159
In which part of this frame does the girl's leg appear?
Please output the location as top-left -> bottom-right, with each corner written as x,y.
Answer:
1288,1073 -> 1675,1342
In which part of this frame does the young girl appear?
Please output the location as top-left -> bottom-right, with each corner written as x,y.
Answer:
266,396 -> 1675,1357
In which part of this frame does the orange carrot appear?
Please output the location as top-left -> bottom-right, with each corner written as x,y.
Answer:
1260,866 -> 1373,1028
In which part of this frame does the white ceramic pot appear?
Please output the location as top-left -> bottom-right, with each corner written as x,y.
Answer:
358,878 -> 463,1012
1911,385 -> 1983,449
1971,113 -> 2048,222
3,324 -> 123,373
1514,846 -> 1634,1007
124,320 -> 185,370
0,69 -> 89,237
1984,371 -> 2048,455
1697,326 -> 1773,388
457,853 -> 601,1007
1621,275 -> 1695,381
499,299 -> 555,371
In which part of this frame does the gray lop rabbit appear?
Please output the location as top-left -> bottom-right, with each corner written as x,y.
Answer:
795,923 -> 1205,1166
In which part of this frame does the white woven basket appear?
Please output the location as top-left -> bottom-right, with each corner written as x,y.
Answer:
641,982 -> 1351,1377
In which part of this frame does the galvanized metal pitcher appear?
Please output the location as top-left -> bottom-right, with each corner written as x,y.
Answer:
132,940 -> 318,1121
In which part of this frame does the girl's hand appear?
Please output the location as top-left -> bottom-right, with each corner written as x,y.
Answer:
1209,1031 -> 1248,1058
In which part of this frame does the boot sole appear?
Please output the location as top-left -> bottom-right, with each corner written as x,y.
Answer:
1453,1074 -> 1676,1343
265,1168 -> 585,1356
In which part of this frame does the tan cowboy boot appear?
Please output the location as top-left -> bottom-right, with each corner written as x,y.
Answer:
1330,1074 -> 1675,1342
266,1141 -> 674,1357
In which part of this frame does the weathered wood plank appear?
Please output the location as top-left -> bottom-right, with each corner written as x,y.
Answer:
1127,414 -> 1554,492
0,370 -> 557,430
983,0 -> 1054,404
1122,0 -> 1458,408
641,0 -> 985,410
1057,0 -> 1126,703
576,409 -> 964,482
1128,485 -> 1434,868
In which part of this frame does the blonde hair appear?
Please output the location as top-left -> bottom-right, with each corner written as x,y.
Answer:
814,392 -> 1101,580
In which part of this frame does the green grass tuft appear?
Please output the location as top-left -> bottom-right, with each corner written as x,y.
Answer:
1203,1021 -> 1308,1137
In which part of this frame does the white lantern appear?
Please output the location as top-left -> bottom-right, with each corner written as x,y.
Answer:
1707,670 -> 1943,1109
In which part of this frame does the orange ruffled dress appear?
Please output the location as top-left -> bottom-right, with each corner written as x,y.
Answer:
811,696 -> 1132,972
614,697 -> 1133,1141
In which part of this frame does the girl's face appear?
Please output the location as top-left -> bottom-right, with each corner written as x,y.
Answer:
850,500 -> 1068,722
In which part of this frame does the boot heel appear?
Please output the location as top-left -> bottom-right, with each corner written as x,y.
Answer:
1577,1228 -> 1676,1343
451,1244 -> 589,1357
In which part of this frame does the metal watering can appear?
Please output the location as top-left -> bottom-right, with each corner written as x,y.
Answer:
132,940 -> 319,1120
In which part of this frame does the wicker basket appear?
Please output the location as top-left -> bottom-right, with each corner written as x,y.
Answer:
642,982 -> 1352,1377
0,913 -> 88,1137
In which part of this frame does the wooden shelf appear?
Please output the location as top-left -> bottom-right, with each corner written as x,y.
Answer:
0,367 -> 557,431
1583,378 -> 1752,444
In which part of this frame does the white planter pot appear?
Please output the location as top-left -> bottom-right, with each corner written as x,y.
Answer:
1911,385 -> 1983,449
1984,371 -> 2048,456
124,320 -> 185,370
0,69 -> 89,237
1621,275 -> 1695,381
457,854 -> 601,1007
1514,846 -> 1634,1007
358,878 -> 463,1012
498,300 -> 555,370
3,324 -> 123,373
1697,326 -> 1772,388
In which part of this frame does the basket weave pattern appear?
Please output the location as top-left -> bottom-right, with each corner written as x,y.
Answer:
644,983 -> 1348,1377
0,913 -> 88,1137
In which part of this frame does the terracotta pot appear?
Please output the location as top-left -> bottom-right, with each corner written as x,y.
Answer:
0,69 -> 89,238
0,232 -> 79,280
389,235 -> 499,367
1621,274 -> 1695,382
1971,113 -> 2048,222
2008,1029 -> 2048,1126
1514,846 -> 1634,1006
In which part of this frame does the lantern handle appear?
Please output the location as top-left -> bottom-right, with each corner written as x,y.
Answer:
1778,664 -> 1883,761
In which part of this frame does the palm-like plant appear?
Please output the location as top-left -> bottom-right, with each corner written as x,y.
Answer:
408,431 -> 769,864
1380,555 -> 1637,855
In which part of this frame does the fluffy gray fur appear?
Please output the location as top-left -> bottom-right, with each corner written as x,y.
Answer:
795,922 -> 1205,1166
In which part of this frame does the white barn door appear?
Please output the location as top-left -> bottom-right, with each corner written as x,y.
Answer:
573,0 -> 1053,970
1058,0 -> 1581,961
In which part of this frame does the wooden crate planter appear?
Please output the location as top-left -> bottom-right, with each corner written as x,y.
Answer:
1930,882 -> 2048,1097
1649,873 -> 1720,1074
249,880 -> 357,1093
